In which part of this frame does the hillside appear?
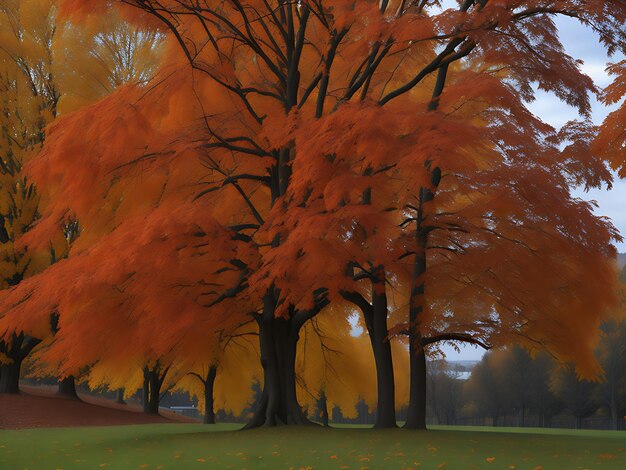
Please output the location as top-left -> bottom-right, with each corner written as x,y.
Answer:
0,386 -> 194,429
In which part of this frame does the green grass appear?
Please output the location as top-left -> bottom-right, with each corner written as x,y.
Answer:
1,423 -> 625,469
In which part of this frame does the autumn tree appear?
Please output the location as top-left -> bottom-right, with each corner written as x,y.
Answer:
1,0 -> 624,431
175,322 -> 259,424
0,0 -> 165,394
0,0 -> 60,393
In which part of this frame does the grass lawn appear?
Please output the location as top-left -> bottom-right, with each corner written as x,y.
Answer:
1,423 -> 625,469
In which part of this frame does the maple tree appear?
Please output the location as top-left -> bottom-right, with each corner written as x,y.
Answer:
0,0 -> 624,431
0,0 -> 165,394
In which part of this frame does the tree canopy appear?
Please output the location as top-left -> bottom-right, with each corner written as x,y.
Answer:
1,0 -> 625,427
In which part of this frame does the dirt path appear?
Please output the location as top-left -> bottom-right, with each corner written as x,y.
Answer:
0,386 -> 196,429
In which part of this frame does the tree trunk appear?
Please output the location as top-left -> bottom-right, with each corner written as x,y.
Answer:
245,291 -> 312,428
343,278 -> 397,428
142,367 -> 163,414
370,285 -> 397,428
0,334 -> 41,394
58,375 -> 79,399
116,388 -> 126,405
142,373 -> 150,413
203,366 -> 217,424
318,391 -> 329,427
0,361 -> 21,394
285,319 -> 312,425
405,209 -> 428,430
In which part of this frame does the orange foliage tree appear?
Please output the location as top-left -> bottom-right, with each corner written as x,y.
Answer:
0,0 -> 164,394
1,0 -> 624,429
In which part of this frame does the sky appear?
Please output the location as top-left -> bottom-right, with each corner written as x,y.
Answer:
440,11 -> 626,362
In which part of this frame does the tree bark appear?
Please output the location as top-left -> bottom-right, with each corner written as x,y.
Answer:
203,366 -> 217,424
370,283 -> 397,428
0,334 -> 41,394
0,361 -> 21,394
57,375 -> 80,399
245,290 -> 318,428
342,278 -> 397,429
142,366 -> 165,414
403,178 -> 433,431
405,221 -> 428,430
317,391 -> 329,427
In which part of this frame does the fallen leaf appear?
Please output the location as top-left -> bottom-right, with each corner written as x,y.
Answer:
438,463 -> 447,468
486,457 -> 496,463
196,458 -> 206,462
